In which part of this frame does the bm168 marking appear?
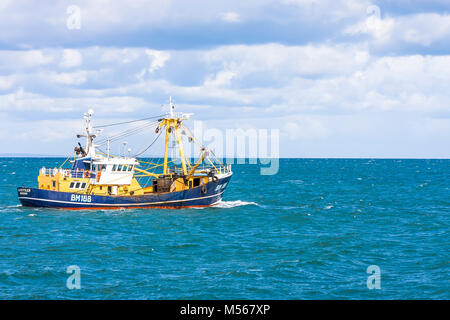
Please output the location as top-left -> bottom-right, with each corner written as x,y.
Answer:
70,194 -> 92,203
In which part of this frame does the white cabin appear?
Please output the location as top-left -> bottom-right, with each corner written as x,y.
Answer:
90,157 -> 139,185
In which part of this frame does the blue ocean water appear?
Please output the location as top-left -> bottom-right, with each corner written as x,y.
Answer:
0,158 -> 448,299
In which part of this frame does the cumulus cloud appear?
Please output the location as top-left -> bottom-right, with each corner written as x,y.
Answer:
145,49 -> 171,73
203,43 -> 371,81
220,11 -> 241,23
0,75 -> 15,91
20,50 -> 53,67
59,49 -> 83,68
50,71 -> 88,85
100,48 -> 142,64
345,12 -> 450,50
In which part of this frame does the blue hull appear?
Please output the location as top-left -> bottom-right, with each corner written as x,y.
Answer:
17,176 -> 231,209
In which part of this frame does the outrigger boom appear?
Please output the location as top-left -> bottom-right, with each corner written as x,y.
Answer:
17,98 -> 232,209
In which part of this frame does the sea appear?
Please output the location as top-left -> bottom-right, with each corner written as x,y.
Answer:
0,158 -> 448,299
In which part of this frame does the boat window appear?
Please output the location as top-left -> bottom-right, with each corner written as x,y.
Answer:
128,165 -> 133,171
75,182 -> 80,189
117,165 -> 122,171
81,182 -> 86,189
112,165 -> 117,171
52,181 -> 56,188
193,178 -> 200,187
122,165 -> 128,171
69,182 -> 75,188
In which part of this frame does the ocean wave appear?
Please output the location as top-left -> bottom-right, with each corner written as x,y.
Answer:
212,200 -> 258,208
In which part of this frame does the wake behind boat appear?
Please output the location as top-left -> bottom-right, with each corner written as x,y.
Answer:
17,98 -> 232,209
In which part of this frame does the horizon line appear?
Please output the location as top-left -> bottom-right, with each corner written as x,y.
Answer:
0,154 -> 449,160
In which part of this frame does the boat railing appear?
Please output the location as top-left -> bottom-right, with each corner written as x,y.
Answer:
68,170 -> 87,178
193,164 -> 232,175
39,167 -> 64,177
39,164 -> 231,179
167,164 -> 231,175
206,164 -> 232,175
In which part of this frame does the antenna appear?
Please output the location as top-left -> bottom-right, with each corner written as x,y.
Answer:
169,96 -> 174,117
80,108 -> 96,157
106,137 -> 111,159
123,141 -> 127,158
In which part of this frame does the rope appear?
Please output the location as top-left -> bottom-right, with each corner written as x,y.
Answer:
133,130 -> 162,157
58,155 -> 71,168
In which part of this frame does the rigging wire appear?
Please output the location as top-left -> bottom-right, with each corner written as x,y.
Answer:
97,121 -> 157,142
96,121 -> 158,146
133,130 -> 162,157
93,115 -> 164,128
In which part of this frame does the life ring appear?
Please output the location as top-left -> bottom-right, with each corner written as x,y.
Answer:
84,170 -> 90,178
212,176 -> 218,182
201,184 -> 207,194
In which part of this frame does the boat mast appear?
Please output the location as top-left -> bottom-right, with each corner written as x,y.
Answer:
159,97 -> 189,175
77,109 -> 97,158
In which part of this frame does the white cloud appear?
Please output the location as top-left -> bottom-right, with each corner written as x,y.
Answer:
399,13 -> 450,46
345,12 -> 450,48
204,70 -> 237,87
100,48 -> 142,64
220,11 -> 240,23
0,88 -> 57,112
203,44 -> 371,80
20,50 -> 53,67
50,71 -> 87,85
59,49 -> 83,68
281,0 -> 370,22
345,15 -> 395,43
0,75 -> 15,91
145,49 -> 170,73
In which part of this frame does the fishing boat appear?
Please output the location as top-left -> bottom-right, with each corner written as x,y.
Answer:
17,98 -> 232,209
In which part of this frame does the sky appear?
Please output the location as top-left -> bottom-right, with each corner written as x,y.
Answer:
0,0 -> 449,158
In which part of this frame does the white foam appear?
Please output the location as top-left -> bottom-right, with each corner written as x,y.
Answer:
212,200 -> 258,208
